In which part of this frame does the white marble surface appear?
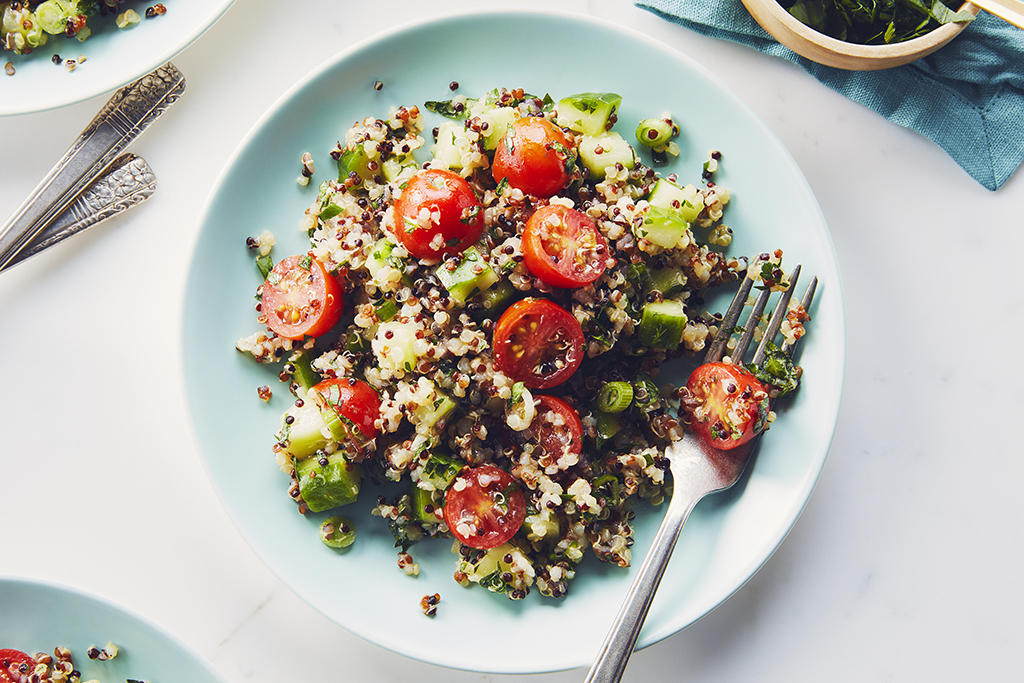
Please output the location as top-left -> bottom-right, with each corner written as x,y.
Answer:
2,1 -> 1022,681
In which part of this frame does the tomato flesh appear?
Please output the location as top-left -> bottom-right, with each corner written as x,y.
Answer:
492,117 -> 575,198
492,298 -> 585,389
392,168 -> 484,260
685,362 -> 770,449
528,395 -> 583,467
443,465 -> 526,549
1,650 -> 35,683
522,204 -> 609,288
312,377 -> 381,441
261,254 -> 343,340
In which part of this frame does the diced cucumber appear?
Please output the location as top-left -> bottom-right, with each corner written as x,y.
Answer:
344,329 -> 371,354
474,278 -> 517,316
365,237 -> 411,287
636,179 -> 703,248
524,509 -> 561,543
634,206 -> 690,249
35,0 -> 76,35
435,246 -> 499,305
578,132 -> 636,181
276,398 -> 330,460
557,92 -> 623,136
419,451 -> 462,490
594,409 -> 623,448
382,154 -> 416,183
372,321 -> 419,374
644,265 -> 688,298
286,350 -> 321,391
465,542 -> 514,578
432,120 -> 466,170
648,178 -> 704,223
411,485 -> 445,523
337,146 -> 374,183
296,453 -> 362,512
413,390 -> 457,433
637,299 -> 688,349
478,106 -> 516,150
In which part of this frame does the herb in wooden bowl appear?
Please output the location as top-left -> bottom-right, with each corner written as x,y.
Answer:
778,0 -> 976,44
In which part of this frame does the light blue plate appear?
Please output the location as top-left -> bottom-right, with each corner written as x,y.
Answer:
0,576 -> 226,682
0,0 -> 234,116
183,9 -> 846,674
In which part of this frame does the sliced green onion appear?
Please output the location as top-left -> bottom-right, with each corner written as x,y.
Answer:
635,117 -> 675,149
597,381 -> 633,413
319,515 -> 356,549
374,296 -> 399,322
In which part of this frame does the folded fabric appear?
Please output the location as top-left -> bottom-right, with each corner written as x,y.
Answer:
638,0 -> 1024,190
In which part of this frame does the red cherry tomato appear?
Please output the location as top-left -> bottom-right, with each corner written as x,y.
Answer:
1,650 -> 35,683
528,395 -> 584,464
261,254 -> 343,340
392,168 -> 484,260
492,117 -> 575,198
522,204 -> 610,289
443,465 -> 526,549
311,377 -> 381,441
685,362 -> 770,450
493,298 -> 584,389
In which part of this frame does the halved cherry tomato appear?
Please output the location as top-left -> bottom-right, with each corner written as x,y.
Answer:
392,168 -> 484,260
311,377 -> 381,441
261,254 -> 343,340
1,649 -> 35,683
443,465 -> 526,549
528,395 -> 583,464
522,204 -> 609,289
491,117 -> 575,198
492,298 -> 584,389
685,362 -> 770,450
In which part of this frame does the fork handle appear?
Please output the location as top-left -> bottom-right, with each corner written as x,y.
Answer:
584,484 -> 704,683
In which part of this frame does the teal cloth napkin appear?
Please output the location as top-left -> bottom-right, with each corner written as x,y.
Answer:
638,0 -> 1024,190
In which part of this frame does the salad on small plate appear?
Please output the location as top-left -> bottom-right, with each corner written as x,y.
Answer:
0,0 -> 233,115
0,576 -> 227,683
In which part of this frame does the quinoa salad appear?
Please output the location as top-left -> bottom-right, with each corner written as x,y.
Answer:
0,642 -> 147,683
2,0 -> 167,76
235,85 -> 810,604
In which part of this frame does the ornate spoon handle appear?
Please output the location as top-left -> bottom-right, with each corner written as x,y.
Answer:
0,62 -> 184,271
0,153 -> 157,272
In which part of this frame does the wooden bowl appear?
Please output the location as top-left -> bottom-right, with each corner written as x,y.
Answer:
740,0 -> 980,69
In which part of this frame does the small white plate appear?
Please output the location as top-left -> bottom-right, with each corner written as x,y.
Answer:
0,0 -> 233,116
183,8 -> 846,674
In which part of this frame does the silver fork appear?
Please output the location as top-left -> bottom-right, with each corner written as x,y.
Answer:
585,264 -> 818,683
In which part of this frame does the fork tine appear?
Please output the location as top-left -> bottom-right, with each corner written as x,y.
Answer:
779,275 -> 817,357
751,264 -> 802,366
703,271 -> 755,364
730,286 -> 771,363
